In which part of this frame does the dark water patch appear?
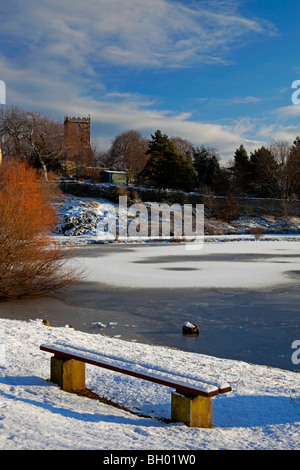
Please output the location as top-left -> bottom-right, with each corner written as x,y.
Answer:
133,252 -> 300,264
72,244 -> 137,258
1,281 -> 299,373
286,270 -> 300,279
161,267 -> 199,271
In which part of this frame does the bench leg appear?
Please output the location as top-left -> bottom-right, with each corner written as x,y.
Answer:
50,356 -> 85,392
171,392 -> 213,428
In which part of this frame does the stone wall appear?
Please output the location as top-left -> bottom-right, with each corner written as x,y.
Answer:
212,195 -> 300,218
59,181 -> 300,218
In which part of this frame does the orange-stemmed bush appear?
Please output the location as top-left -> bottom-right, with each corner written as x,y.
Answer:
0,160 -> 82,300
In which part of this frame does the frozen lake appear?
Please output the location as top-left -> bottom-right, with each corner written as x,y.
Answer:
1,240 -> 299,372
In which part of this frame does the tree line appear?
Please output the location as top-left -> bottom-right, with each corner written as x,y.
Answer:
1,105 -> 299,199
105,129 -> 300,199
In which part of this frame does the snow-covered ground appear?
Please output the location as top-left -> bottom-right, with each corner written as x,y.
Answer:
0,316 -> 300,450
54,195 -> 300,241
0,194 -> 299,450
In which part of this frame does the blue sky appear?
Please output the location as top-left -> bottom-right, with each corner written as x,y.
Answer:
1,0 -> 300,162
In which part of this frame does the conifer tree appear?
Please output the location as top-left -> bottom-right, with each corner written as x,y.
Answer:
232,144 -> 251,193
192,145 -> 220,190
140,130 -> 197,192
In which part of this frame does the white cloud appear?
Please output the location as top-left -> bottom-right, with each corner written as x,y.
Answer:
0,0 -> 275,70
197,96 -> 262,106
0,0 -> 279,161
273,104 -> 300,118
255,122 -> 300,144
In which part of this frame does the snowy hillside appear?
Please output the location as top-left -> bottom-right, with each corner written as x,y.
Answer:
53,195 -> 300,242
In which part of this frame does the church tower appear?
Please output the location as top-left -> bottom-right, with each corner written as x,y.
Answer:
64,115 -> 91,165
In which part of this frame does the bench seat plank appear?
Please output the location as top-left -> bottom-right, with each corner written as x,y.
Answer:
40,344 -> 231,398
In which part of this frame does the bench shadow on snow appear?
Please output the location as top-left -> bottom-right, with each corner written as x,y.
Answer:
0,375 -> 299,428
0,375 -> 160,426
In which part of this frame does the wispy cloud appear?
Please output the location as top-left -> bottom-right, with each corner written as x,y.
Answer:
0,0 -> 276,69
0,0 -> 278,160
198,96 -> 262,106
273,104 -> 300,118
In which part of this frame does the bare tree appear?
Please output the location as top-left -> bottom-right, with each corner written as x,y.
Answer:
268,139 -> 298,198
108,130 -> 149,182
170,136 -> 194,160
0,105 -> 65,180
0,106 -> 29,159
286,137 -> 300,198
89,139 -> 110,167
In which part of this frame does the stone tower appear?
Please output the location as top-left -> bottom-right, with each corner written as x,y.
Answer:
64,115 -> 91,165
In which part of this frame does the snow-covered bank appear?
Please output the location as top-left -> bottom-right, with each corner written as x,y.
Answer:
54,195 -> 300,241
0,317 -> 300,450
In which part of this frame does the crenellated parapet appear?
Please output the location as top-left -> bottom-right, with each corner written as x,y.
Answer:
64,115 -> 90,124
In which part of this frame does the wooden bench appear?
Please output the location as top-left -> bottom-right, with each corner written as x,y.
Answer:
40,343 -> 232,428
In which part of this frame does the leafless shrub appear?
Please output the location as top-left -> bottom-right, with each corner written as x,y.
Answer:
214,194 -> 240,222
250,227 -> 264,239
0,160 -> 84,301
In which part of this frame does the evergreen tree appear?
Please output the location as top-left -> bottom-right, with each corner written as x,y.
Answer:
287,137 -> 300,198
192,145 -> 220,190
140,130 -> 197,192
234,144 -> 249,166
232,144 -> 251,194
250,146 -> 279,197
